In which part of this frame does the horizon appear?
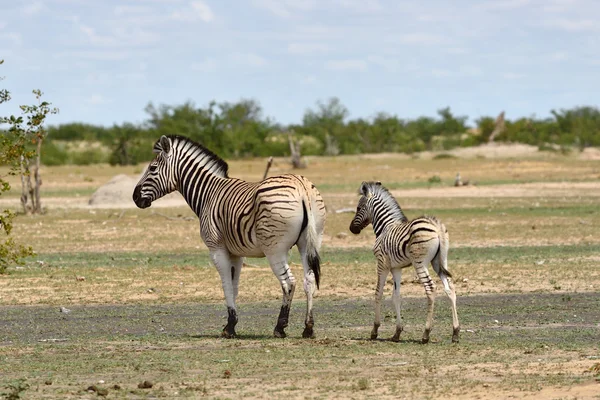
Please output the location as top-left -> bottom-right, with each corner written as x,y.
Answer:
1,0 -> 599,128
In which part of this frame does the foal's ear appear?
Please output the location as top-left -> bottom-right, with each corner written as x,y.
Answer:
360,181 -> 370,196
375,181 -> 382,186
159,135 -> 172,154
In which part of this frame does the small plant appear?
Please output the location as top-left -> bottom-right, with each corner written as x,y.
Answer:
2,378 -> 29,400
356,377 -> 370,390
433,153 -> 457,160
427,175 -> 442,186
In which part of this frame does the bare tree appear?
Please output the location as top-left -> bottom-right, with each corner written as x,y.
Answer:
488,111 -> 506,143
15,90 -> 58,214
287,132 -> 306,169
262,156 -> 273,180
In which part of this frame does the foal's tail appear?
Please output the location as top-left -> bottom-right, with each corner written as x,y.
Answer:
432,216 -> 452,278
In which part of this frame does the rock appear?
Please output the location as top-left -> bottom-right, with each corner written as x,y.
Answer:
138,380 -> 153,389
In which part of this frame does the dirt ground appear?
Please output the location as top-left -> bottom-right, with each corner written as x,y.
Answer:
1,144 -> 599,398
1,293 -> 599,399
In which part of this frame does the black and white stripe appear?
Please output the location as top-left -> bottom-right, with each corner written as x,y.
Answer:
133,135 -> 326,339
349,181 -> 460,343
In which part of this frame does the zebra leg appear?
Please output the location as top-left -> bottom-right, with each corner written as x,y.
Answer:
267,255 -> 296,338
371,271 -> 388,340
390,268 -> 403,342
432,257 -> 460,343
231,256 -> 243,303
441,274 -> 460,343
211,249 -> 238,338
414,262 -> 436,344
299,251 -> 317,339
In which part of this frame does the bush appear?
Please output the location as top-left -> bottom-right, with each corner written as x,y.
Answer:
71,148 -> 108,165
41,141 -> 69,166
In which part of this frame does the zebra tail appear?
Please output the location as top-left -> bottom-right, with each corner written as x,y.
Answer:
304,200 -> 321,289
437,219 -> 452,278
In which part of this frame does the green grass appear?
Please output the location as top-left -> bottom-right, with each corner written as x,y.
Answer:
1,293 -> 599,399
2,156 -> 600,399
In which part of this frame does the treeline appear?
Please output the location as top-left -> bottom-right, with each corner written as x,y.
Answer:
40,98 -> 600,165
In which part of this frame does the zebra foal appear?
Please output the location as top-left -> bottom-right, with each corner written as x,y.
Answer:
349,181 -> 460,343
133,135 -> 326,339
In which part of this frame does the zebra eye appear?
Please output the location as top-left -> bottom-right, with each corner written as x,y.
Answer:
149,164 -> 158,172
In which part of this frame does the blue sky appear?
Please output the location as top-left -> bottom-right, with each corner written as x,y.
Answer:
1,0 -> 598,128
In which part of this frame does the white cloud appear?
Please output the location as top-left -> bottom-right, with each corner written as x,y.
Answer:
288,43 -> 328,55
334,0 -> 382,13
301,75 -> 317,84
171,1 -> 214,22
57,50 -> 130,61
325,59 -> 368,71
191,57 -> 218,72
541,0 -> 579,13
367,55 -> 399,72
445,47 -> 471,55
114,5 -> 154,16
459,65 -> 483,77
76,20 -> 160,48
549,51 -> 568,61
477,0 -> 531,11
398,33 -> 449,46
252,0 -> 291,17
431,68 -> 452,78
503,72 -> 526,80
231,53 -> 268,67
251,0 -> 317,18
22,1 -> 46,15
87,94 -> 108,105
542,18 -> 597,32
0,32 -> 22,46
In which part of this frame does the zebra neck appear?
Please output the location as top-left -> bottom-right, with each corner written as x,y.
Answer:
371,206 -> 406,237
177,166 -> 227,215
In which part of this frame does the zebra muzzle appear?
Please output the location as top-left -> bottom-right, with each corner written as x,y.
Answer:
132,186 -> 152,209
349,224 -> 362,234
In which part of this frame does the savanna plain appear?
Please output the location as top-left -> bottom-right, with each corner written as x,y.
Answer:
1,145 -> 599,399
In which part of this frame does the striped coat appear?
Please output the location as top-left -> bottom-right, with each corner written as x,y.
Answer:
133,135 -> 326,339
349,181 -> 460,343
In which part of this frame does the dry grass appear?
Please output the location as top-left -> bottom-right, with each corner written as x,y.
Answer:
1,149 -> 600,399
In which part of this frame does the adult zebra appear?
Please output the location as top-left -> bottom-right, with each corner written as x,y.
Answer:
349,181 -> 459,343
133,135 -> 326,339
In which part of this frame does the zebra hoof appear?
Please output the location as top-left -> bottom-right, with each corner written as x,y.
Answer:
421,337 -> 430,344
390,335 -> 400,343
221,329 -> 236,339
273,328 -> 287,338
302,327 -> 315,339
370,333 -> 378,340
452,327 -> 460,343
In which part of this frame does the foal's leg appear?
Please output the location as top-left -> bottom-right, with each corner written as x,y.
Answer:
371,262 -> 388,340
413,261 -> 436,344
266,253 -> 296,338
432,255 -> 460,343
211,249 -> 238,338
390,268 -> 403,342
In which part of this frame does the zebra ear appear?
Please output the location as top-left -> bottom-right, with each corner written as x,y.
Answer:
375,181 -> 382,186
360,181 -> 370,196
159,135 -> 171,155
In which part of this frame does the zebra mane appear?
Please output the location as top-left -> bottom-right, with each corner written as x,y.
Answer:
156,135 -> 229,178
362,181 -> 407,222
